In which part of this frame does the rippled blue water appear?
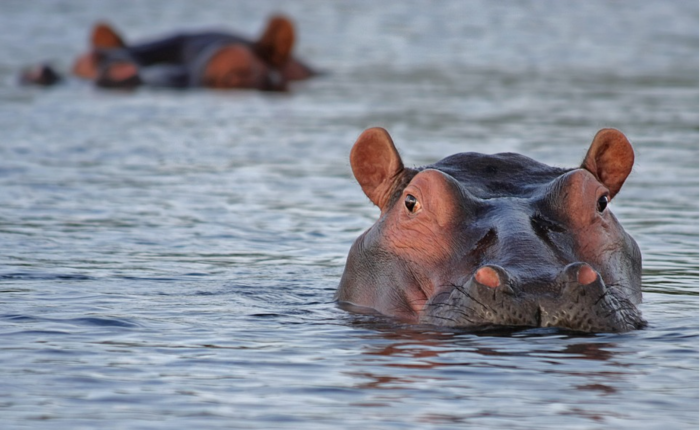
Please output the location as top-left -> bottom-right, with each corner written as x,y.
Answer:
0,1 -> 697,429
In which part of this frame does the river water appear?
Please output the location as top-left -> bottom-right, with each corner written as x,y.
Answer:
0,1 -> 697,429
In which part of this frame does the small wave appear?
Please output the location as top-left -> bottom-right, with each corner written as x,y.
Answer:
70,317 -> 141,328
0,272 -> 93,280
1,313 -> 140,328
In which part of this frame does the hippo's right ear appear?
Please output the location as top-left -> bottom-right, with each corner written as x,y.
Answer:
254,15 -> 295,68
350,128 -> 407,211
581,128 -> 635,199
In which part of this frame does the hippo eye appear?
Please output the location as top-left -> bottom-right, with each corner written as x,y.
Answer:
597,195 -> 609,213
404,194 -> 418,213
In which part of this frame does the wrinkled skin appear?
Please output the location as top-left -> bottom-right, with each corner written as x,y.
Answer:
337,128 -> 645,333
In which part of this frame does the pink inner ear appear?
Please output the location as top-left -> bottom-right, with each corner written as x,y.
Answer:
581,128 -> 634,199
350,128 -> 404,210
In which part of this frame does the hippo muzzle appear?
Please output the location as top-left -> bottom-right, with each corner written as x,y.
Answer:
422,263 -> 645,332
337,127 -> 645,333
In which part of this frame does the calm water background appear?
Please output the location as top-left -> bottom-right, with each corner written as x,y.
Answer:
0,1 -> 697,429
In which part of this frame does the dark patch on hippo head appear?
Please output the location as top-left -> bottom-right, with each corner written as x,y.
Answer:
338,127 -> 644,333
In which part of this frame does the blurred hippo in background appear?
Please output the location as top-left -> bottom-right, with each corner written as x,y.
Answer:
19,63 -> 62,86
337,128 -> 645,333
21,15 -> 316,91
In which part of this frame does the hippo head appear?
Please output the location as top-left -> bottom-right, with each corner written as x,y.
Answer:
19,63 -> 62,86
337,128 -> 645,333
199,44 -> 287,91
200,15 -> 296,91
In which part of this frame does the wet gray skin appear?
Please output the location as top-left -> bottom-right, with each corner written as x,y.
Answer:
338,128 -> 645,333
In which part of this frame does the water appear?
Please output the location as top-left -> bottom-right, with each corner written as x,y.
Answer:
0,0 -> 697,428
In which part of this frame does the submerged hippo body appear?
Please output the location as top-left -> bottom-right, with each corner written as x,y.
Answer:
337,128 -> 645,333
72,16 -> 315,91
23,15 -> 315,90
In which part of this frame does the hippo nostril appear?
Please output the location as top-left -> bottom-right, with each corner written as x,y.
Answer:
559,262 -> 600,286
577,264 -> 598,286
473,265 -> 515,295
474,266 -> 501,288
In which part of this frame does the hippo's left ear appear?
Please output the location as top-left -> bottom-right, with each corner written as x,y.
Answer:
91,22 -> 126,49
581,128 -> 634,199
350,128 -> 409,211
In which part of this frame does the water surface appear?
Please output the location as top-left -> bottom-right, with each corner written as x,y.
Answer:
0,1 -> 697,429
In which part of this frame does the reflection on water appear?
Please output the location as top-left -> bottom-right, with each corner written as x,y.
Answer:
0,0 -> 697,429
340,319 -> 660,426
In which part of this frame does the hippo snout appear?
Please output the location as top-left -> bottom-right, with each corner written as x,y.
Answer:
420,263 -> 646,333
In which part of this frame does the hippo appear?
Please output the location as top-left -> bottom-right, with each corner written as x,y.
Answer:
337,128 -> 645,333
23,15 -> 316,91
19,63 -> 61,86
